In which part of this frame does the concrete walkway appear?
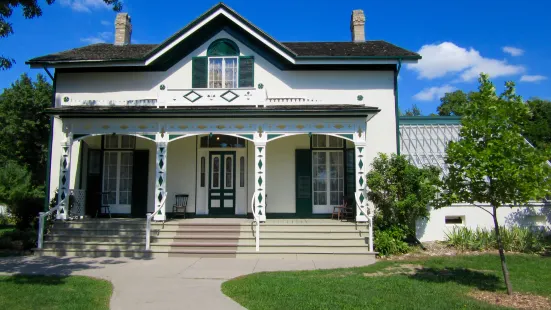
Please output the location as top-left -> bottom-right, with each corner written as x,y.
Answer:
0,255 -> 375,310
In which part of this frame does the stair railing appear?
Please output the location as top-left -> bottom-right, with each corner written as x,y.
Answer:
146,194 -> 167,251
251,191 -> 260,251
37,204 -> 61,249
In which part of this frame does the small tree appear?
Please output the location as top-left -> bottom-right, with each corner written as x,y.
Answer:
366,153 -> 441,240
404,104 -> 422,116
437,74 -> 551,295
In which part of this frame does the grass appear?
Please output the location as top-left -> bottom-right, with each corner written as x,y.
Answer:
0,275 -> 113,310
222,254 -> 551,310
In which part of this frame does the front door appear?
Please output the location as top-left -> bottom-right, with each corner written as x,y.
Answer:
209,151 -> 236,215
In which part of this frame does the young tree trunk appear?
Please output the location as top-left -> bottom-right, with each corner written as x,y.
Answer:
492,205 -> 513,295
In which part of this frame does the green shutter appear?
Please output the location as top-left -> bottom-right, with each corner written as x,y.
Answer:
192,57 -> 208,88
239,56 -> 254,88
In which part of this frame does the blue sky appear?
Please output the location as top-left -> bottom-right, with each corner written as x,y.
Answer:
1,0 -> 550,114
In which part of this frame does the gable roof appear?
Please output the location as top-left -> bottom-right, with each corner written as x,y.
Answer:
27,3 -> 420,69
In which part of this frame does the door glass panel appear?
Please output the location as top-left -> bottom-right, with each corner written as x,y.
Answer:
329,151 -> 344,205
225,156 -> 233,188
313,151 -> 344,207
200,157 -> 206,187
212,156 -> 220,188
119,152 -> 133,205
102,152 -> 118,204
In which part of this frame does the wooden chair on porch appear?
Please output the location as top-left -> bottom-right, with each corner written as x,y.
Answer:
331,196 -> 354,221
172,194 -> 189,219
96,192 -> 112,218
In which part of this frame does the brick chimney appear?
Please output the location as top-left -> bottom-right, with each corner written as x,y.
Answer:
350,10 -> 365,42
114,13 -> 132,46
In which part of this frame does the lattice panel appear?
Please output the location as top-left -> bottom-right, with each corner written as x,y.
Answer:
70,189 -> 86,217
400,124 -> 461,174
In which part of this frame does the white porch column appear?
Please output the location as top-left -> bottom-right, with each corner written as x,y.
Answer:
353,130 -> 374,252
57,132 -> 73,220
154,132 -> 168,221
353,131 -> 369,223
253,132 -> 267,222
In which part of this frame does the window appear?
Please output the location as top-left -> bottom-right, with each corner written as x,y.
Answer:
313,151 -> 344,207
192,39 -> 254,89
312,135 -> 343,148
104,135 -> 136,149
200,157 -> 206,187
200,135 -> 245,148
208,57 -> 238,88
239,156 -> 245,187
445,216 -> 465,225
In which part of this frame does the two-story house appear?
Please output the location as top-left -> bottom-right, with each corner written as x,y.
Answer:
28,3 -> 421,257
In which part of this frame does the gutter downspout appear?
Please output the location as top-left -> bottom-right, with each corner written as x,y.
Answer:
394,59 -> 402,155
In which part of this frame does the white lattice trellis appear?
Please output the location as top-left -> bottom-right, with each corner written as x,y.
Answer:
70,189 -> 86,218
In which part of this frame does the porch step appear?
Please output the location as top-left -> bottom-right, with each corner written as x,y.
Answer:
46,234 -> 145,243
42,241 -> 146,251
33,248 -> 152,258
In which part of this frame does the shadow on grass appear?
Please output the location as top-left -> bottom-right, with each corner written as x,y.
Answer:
409,267 -> 502,292
0,274 -> 68,286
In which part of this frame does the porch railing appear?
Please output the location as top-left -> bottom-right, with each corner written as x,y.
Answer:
37,204 -> 61,249
145,194 -> 167,251
251,191 -> 260,251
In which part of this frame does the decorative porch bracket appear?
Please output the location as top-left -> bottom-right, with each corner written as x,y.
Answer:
253,132 -> 267,222
154,132 -> 169,221
57,133 -> 73,220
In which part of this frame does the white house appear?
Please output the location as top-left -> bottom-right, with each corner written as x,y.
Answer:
27,4 -> 548,257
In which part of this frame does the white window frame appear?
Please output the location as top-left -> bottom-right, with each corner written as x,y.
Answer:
312,150 -> 344,208
207,56 -> 239,89
102,151 -> 133,208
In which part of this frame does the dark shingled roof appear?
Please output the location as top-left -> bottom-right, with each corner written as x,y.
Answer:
28,41 -> 419,64
28,44 -> 158,63
283,41 -> 419,58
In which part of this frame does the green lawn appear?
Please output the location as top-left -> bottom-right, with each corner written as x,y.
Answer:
0,275 -> 113,310
222,254 -> 551,310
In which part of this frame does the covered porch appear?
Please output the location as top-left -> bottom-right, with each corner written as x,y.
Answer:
50,106 -> 376,225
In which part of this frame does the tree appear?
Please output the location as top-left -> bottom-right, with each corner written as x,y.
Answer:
437,90 -> 472,116
436,74 -> 551,295
0,73 -> 52,186
1,0 -> 122,70
366,153 -> 441,240
404,104 -> 422,116
523,98 -> 551,149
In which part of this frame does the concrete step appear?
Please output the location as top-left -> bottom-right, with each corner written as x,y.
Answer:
53,221 -> 146,229
33,248 -> 152,258
43,241 -> 145,251
151,237 -> 367,246
49,228 -> 152,236
46,234 -> 146,243
150,243 -> 371,253
154,249 -> 377,260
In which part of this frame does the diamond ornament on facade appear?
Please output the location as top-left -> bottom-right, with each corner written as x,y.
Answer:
184,90 -> 202,102
221,90 -> 239,102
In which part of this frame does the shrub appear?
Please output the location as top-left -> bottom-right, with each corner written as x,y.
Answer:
445,226 -> 547,253
375,226 -> 410,256
0,229 -> 36,251
367,153 -> 441,239
0,162 -> 44,229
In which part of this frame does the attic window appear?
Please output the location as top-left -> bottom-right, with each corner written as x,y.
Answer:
207,39 -> 239,56
445,216 -> 465,225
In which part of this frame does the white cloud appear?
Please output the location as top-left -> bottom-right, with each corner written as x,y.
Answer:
502,46 -> 524,57
413,85 -> 457,102
60,0 -> 109,13
407,42 -> 525,82
80,31 -> 112,44
101,20 -> 111,26
520,75 -> 547,83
